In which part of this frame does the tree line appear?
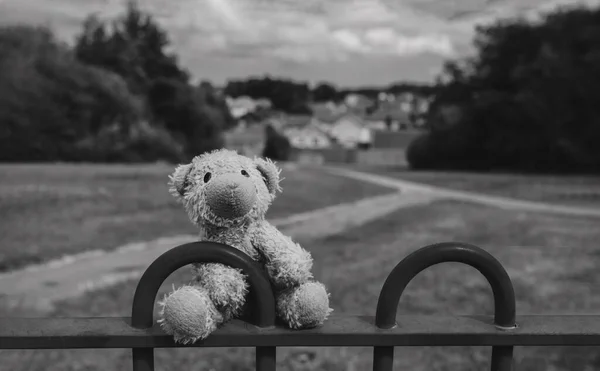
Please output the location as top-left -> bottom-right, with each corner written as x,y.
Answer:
408,4 -> 600,174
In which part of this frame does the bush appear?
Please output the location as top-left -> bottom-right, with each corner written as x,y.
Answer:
122,122 -> 187,163
262,125 -> 291,161
405,134 -> 437,170
406,129 -> 488,171
73,121 -> 186,163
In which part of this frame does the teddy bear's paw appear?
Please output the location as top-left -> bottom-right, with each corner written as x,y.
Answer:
276,281 -> 333,330
157,285 -> 223,344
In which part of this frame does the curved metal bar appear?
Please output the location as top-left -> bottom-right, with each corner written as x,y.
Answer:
131,241 -> 276,328
373,242 -> 517,371
130,241 -> 276,371
375,242 -> 516,329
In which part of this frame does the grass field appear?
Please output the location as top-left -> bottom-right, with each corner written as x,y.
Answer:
3,199 -> 600,371
347,165 -> 600,207
0,163 -> 394,273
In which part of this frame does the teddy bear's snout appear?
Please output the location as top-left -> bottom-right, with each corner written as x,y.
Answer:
204,173 -> 257,219
225,181 -> 239,189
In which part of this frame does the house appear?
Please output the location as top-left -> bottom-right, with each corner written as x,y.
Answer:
309,103 -> 336,123
415,97 -> 430,115
397,92 -> 415,103
343,94 -> 375,116
392,93 -> 416,113
278,113 -> 356,164
326,101 -> 348,115
281,115 -> 332,150
254,98 -> 272,110
226,96 -> 257,119
310,105 -> 346,136
310,102 -> 347,124
411,95 -> 433,119
328,113 -> 372,148
344,94 -> 372,108
261,111 -> 286,132
364,101 -> 411,131
225,96 -> 273,120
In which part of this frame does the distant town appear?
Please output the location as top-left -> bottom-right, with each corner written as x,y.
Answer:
223,90 -> 433,166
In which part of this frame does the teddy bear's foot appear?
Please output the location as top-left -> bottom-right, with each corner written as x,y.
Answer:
276,281 -> 333,329
158,285 -> 223,344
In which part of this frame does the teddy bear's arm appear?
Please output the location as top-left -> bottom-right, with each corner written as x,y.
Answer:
251,221 -> 314,291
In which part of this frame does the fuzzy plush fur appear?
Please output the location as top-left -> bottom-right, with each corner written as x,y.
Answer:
158,149 -> 333,344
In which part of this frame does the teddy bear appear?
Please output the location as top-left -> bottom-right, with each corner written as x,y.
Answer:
157,149 -> 333,344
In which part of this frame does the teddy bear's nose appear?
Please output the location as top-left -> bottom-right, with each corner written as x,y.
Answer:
225,180 -> 239,189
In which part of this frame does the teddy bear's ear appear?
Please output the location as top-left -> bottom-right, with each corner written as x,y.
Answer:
168,163 -> 194,198
254,157 -> 282,196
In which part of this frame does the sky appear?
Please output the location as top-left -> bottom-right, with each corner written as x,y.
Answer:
1,0 -> 599,87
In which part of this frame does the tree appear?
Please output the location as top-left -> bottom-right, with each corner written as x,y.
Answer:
147,78 -> 224,158
75,1 -> 188,94
312,82 -> 337,102
74,1 -> 230,160
197,81 -> 237,130
420,4 -> 600,173
0,25 -> 145,161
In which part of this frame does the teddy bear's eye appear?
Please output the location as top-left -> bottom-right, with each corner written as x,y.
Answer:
241,170 -> 249,177
203,172 -> 212,183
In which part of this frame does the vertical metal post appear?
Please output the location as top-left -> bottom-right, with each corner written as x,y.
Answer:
256,346 -> 277,371
130,242 -> 277,371
491,346 -> 515,371
373,242 -> 517,371
373,345 -> 394,371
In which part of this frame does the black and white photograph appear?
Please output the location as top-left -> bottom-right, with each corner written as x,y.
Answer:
1,0 -> 600,370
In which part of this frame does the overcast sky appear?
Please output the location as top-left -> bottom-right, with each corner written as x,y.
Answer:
1,0 -> 599,87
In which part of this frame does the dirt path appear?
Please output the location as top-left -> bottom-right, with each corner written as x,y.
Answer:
0,190 -> 439,312
323,166 -> 600,218
4,166 -> 597,312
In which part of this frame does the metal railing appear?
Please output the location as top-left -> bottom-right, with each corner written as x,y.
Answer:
2,241 -> 600,371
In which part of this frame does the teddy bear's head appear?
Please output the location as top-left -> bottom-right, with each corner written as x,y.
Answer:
169,149 -> 282,228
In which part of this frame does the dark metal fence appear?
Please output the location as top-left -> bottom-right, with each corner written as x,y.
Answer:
2,241 -> 600,371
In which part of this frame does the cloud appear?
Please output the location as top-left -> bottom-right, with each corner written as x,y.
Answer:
204,0 -> 245,30
364,27 -> 398,45
156,0 -> 600,83
1,0 -> 599,85
329,0 -> 400,27
329,27 -> 454,58
331,29 -> 365,52
166,0 -> 458,64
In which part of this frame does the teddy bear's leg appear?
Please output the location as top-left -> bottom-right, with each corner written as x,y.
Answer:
276,281 -> 333,330
158,284 -> 223,344
192,263 -> 249,321
158,263 -> 249,344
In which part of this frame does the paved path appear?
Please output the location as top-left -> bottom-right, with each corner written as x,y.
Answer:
322,166 -> 600,218
0,190 -> 438,312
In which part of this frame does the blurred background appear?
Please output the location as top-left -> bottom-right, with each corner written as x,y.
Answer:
1,0 -> 600,370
